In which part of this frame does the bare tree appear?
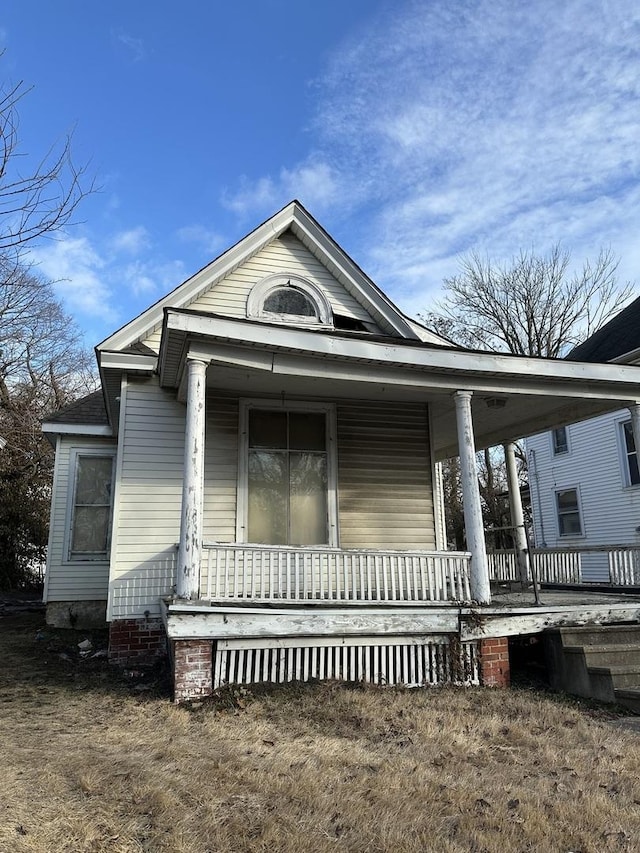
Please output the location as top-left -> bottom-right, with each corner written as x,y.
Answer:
423,245 -> 634,357
424,245 -> 634,548
0,262 -> 95,588
0,74 -> 93,263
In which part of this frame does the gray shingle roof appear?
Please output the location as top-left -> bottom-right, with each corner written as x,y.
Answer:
44,390 -> 108,425
566,296 -> 640,363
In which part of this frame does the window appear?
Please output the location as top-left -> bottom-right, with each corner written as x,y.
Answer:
240,404 -> 335,546
69,453 -> 115,559
620,421 -> 640,486
556,488 -> 582,536
246,273 -> 332,326
552,426 -> 568,455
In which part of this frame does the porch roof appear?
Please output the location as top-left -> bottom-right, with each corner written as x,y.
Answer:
151,308 -> 640,459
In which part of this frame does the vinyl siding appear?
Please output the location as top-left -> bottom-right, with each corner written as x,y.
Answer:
141,232 -> 380,352
108,379 -> 239,619
527,408 -> 640,580
108,378 -> 184,619
203,397 -> 239,542
336,402 -> 435,549
44,436 -> 117,602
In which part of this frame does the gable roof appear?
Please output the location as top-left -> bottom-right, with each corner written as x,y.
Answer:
567,296 -> 640,364
97,200 -> 450,353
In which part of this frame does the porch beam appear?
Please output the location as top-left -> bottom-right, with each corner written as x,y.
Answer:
177,358 -> 207,600
454,390 -> 491,604
504,441 -> 530,586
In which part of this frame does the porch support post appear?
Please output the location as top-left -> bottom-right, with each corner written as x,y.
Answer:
177,358 -> 207,600
453,390 -> 491,604
504,441 -> 530,587
628,403 -> 640,474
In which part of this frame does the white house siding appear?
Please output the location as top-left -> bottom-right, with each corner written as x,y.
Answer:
44,435 -> 117,603
108,377 -> 186,620
527,408 -> 640,581
336,401 -> 435,550
203,396 -> 239,542
141,232 -> 380,352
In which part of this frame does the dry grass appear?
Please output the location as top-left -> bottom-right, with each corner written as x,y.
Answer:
1,612 -> 640,852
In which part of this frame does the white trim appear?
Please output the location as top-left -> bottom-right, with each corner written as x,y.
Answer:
42,423 -> 112,437
106,375 -> 129,622
555,485 -> 585,539
43,435 -> 61,603
614,414 -> 640,489
427,404 -> 445,551
98,352 -> 158,371
551,425 -> 570,455
63,445 -> 117,564
246,273 -> 333,326
163,310 -> 640,399
236,399 -> 338,547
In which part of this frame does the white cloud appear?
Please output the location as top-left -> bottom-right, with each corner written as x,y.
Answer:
33,236 -> 118,323
222,159 -> 341,219
110,226 -> 151,254
222,0 -> 640,315
113,30 -> 146,63
176,224 -> 225,256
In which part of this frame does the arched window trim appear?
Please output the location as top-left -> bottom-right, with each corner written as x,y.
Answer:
246,273 -> 333,327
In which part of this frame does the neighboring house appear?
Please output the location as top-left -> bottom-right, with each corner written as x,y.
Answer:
42,202 -> 640,701
527,297 -> 640,581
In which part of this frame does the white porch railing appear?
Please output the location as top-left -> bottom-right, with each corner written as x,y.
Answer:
487,545 -> 640,586
201,544 -> 472,603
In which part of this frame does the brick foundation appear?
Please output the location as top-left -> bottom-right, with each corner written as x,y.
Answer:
172,639 -> 214,703
479,636 -> 510,687
108,618 -> 167,665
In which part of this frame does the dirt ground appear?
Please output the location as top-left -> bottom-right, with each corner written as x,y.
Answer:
1,604 -> 640,853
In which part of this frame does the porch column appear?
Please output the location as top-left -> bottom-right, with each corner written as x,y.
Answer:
504,441 -> 530,586
177,358 -> 207,600
453,390 -> 491,604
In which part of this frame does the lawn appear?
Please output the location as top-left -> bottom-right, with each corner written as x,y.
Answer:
1,608 -> 639,853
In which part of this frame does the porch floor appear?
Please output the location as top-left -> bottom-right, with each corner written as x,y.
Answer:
163,586 -> 640,644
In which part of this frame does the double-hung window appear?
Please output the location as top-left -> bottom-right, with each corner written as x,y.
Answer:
552,426 -> 568,455
556,488 -> 582,536
242,405 -> 334,546
68,452 -> 116,560
620,421 -> 640,486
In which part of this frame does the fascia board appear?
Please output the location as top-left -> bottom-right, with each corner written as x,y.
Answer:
97,202 -> 299,353
98,351 -> 158,372
166,310 -> 640,395
42,423 -> 113,437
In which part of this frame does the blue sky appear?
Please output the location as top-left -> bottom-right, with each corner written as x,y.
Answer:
2,0 -> 640,344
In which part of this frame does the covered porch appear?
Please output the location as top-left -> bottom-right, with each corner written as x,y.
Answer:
100,310 -> 640,700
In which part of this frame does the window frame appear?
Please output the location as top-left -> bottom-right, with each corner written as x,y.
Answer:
551,426 -> 569,455
236,399 -> 338,547
246,273 -> 333,327
555,486 -> 584,538
64,447 -> 117,562
616,417 -> 640,488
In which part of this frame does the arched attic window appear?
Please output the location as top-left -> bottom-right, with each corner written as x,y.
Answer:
246,274 -> 333,327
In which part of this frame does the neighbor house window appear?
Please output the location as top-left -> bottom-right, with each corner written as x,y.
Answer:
552,426 -> 568,455
556,488 -> 582,536
242,405 -> 335,546
69,453 -> 115,559
620,421 -> 640,486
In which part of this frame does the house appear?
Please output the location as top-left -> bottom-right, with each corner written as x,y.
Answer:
42,201 -> 640,702
527,297 -> 640,583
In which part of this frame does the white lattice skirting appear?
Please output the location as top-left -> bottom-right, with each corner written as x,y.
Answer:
213,636 -> 480,689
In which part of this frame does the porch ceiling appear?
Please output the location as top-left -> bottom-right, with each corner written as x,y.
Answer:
159,310 -> 640,460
